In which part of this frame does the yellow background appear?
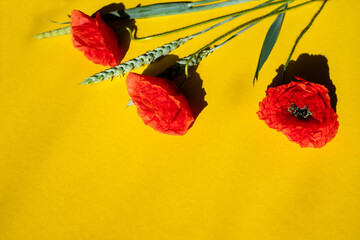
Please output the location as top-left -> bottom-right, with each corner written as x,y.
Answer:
1,0 -> 359,239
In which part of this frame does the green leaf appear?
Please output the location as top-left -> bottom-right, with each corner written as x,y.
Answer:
253,3 -> 288,83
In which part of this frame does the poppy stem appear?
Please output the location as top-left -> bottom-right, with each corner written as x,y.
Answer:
112,0 -> 257,19
183,0 -> 317,78
127,0 -> 291,41
83,0 -> 317,85
34,0 -> 260,39
282,0 -> 328,83
176,22 -> 257,87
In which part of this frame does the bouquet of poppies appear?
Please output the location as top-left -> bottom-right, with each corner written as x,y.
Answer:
35,0 -> 338,148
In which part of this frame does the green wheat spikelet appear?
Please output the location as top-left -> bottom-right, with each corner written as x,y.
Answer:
82,36 -> 191,84
34,26 -> 71,39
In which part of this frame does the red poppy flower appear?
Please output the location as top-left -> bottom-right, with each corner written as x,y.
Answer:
257,77 -> 339,148
70,10 -> 123,66
126,73 -> 194,136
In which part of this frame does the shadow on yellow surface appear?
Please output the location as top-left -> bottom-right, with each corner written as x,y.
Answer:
269,53 -> 337,112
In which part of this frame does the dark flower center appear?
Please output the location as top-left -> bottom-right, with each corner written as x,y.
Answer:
288,103 -> 313,119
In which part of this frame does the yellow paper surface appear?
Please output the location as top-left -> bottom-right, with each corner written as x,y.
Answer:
0,0 -> 359,239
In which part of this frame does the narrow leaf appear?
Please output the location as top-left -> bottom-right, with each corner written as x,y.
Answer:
253,3 -> 288,83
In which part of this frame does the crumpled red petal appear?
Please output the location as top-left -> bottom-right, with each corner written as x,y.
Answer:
70,10 -> 123,66
257,77 -> 339,148
126,73 -> 194,136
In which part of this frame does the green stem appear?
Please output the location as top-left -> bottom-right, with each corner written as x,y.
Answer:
115,0 -> 258,19
156,19 -> 259,88
188,0 -> 221,6
127,0 -> 291,41
184,0 -> 317,77
34,0 -> 256,39
282,0 -> 328,82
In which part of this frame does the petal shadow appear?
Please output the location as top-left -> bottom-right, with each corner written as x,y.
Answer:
181,69 -> 208,120
142,56 -> 208,120
92,3 -> 136,62
268,53 -> 337,112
